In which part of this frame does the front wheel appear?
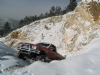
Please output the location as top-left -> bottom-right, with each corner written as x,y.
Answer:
17,52 -> 26,60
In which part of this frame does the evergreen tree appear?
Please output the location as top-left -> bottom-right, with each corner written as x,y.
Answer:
62,0 -> 77,14
62,7 -> 68,14
67,0 -> 77,12
24,16 -> 30,25
49,6 -> 56,16
55,6 -> 62,16
45,12 -> 49,18
0,29 -> 3,37
19,19 -> 24,28
30,16 -> 35,22
34,15 -> 38,21
4,22 -> 11,35
39,13 -> 44,19
18,0 -> 77,29
29,16 -> 33,23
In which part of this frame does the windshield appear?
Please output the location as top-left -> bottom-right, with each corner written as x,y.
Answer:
36,43 -> 50,47
20,44 -> 30,49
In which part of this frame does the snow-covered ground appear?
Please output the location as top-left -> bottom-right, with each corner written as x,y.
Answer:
1,1 -> 100,75
0,41 -> 29,74
82,0 -> 100,2
4,1 -> 100,56
1,34 -> 100,75
0,41 -> 17,57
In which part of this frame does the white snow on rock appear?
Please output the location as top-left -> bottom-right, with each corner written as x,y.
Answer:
1,1 -> 100,75
0,56 -> 29,72
3,15 -> 67,56
1,38 -> 100,75
3,1 -> 100,56
82,0 -> 100,2
0,42 -> 29,75
0,42 -> 17,57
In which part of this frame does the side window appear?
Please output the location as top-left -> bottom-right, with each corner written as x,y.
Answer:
50,45 -> 56,52
32,46 -> 36,49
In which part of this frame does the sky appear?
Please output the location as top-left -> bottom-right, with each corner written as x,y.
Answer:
0,0 -> 81,20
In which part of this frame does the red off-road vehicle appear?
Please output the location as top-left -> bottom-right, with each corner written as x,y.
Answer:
17,42 -> 65,62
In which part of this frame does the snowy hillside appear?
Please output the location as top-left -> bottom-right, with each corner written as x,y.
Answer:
1,32 -> 100,75
1,1 -> 100,75
0,42 -> 30,74
0,42 -> 17,57
82,0 -> 100,2
4,15 -> 67,56
3,1 -> 100,56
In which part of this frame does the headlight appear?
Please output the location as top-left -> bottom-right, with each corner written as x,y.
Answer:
17,46 -> 20,50
32,46 -> 36,49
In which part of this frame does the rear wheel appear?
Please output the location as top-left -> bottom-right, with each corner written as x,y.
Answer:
36,55 -> 44,62
44,56 -> 51,62
33,50 -> 51,62
36,55 -> 51,62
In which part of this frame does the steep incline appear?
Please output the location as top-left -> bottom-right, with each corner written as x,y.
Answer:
0,42 -> 17,57
3,1 -> 100,56
63,1 -> 100,53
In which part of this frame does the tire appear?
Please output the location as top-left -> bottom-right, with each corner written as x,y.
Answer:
45,56 -> 51,62
17,52 -> 22,58
36,50 -> 51,62
17,52 -> 26,60
36,55 -> 44,62
36,55 -> 51,62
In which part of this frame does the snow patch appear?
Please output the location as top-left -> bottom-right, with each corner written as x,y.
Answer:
4,38 -> 100,75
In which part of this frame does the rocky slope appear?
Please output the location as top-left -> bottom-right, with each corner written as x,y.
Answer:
63,1 -> 100,52
3,1 -> 100,56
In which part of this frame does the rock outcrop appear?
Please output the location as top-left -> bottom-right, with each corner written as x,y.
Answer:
3,1 -> 100,55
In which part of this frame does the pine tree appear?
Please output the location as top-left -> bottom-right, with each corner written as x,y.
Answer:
29,16 -> 33,23
0,29 -> 3,37
34,15 -> 38,21
17,0 -> 77,29
19,19 -> 24,28
39,13 -> 44,19
45,12 -> 49,18
55,6 -> 62,16
67,0 -> 77,12
24,16 -> 30,25
62,7 -> 68,14
49,6 -> 56,16
4,22 -> 11,35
